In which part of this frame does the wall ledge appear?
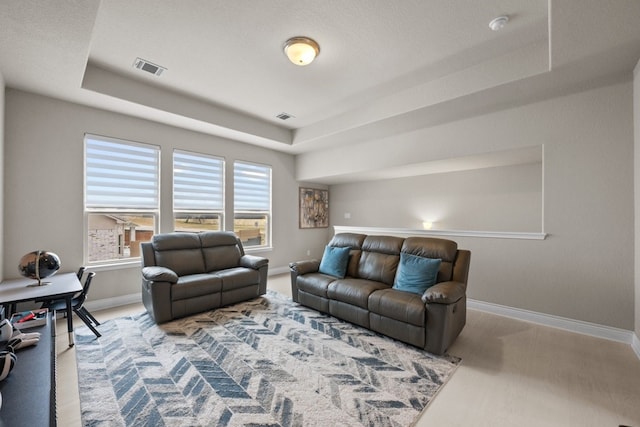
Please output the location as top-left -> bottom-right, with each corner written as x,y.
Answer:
333,225 -> 547,240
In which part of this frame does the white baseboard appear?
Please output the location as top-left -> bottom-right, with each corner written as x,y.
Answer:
268,266 -> 290,276
85,293 -> 142,312
469,298 -> 635,346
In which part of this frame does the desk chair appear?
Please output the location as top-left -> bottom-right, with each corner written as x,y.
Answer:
44,272 -> 101,338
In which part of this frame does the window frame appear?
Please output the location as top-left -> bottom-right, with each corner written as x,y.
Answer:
83,134 -> 160,266
233,160 -> 272,250
172,149 -> 225,233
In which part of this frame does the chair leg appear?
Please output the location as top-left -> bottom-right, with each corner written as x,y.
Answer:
80,307 -> 100,326
74,308 -> 101,338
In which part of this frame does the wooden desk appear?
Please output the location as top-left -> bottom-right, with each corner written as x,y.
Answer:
0,272 -> 82,346
0,314 -> 56,426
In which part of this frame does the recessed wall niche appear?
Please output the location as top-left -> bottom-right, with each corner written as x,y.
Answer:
329,146 -> 543,234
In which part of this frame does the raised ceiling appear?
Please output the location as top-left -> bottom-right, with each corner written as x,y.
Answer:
1,1 -> 640,166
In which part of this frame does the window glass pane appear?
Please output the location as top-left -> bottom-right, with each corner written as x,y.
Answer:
234,162 -> 271,211
174,213 -> 222,232
85,135 -> 159,209
173,150 -> 224,210
84,134 -> 160,265
234,161 -> 271,247
234,214 -> 268,247
87,213 -> 155,262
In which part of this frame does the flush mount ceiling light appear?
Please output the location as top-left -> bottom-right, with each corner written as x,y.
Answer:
489,15 -> 509,31
283,36 -> 320,66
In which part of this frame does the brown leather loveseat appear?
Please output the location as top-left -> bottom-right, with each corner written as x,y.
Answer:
289,233 -> 470,355
141,231 -> 268,323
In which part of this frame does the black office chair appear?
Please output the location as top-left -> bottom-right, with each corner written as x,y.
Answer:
40,266 -> 87,312
46,272 -> 101,338
76,266 -> 86,281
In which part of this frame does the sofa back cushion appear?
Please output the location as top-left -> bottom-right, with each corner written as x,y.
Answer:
328,233 -> 366,278
199,231 -> 243,272
357,235 -> 403,286
401,237 -> 458,282
152,232 -> 205,276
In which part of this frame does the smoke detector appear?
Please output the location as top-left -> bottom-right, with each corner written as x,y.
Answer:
489,15 -> 509,31
133,58 -> 166,76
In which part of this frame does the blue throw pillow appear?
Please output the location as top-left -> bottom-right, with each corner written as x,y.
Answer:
392,253 -> 441,295
318,245 -> 351,278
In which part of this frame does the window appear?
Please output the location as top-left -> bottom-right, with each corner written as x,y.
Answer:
234,161 -> 271,248
84,134 -> 160,264
173,150 -> 224,232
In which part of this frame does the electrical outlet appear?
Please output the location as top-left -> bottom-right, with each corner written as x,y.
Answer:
344,212 -> 351,219
306,249 -> 311,256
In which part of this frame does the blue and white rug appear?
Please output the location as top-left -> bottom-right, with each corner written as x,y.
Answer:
75,292 -> 460,426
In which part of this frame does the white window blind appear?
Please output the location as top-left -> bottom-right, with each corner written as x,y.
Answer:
85,135 -> 159,209
173,150 -> 224,210
234,161 -> 271,211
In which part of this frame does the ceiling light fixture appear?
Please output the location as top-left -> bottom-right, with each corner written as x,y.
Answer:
489,15 -> 509,31
283,37 -> 320,66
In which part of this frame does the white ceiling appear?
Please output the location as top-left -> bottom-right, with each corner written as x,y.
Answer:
1,1 -> 640,179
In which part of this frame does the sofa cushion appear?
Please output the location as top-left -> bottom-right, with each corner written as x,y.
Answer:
328,233 -> 365,278
327,278 -> 389,309
357,235 -> 403,285
318,245 -> 351,278
297,273 -> 336,298
172,273 -> 222,301
152,232 -> 206,276
152,232 -> 201,251
402,237 -> 457,283
199,231 -> 243,272
202,245 -> 242,272
215,267 -> 260,291
328,233 -> 366,249
368,288 -> 425,327
155,248 -> 205,276
392,253 -> 441,295
358,252 -> 400,286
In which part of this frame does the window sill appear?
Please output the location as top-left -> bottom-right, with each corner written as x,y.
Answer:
245,246 -> 273,253
85,260 -> 142,272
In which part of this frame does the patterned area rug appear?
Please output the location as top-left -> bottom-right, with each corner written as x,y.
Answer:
75,292 -> 460,426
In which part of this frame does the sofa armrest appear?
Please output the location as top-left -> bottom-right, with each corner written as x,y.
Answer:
288,260 -> 321,303
142,266 -> 179,283
239,254 -> 269,270
421,281 -> 466,304
289,260 -> 321,275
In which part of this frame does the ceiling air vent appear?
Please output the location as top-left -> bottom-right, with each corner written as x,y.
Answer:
133,57 -> 166,76
276,112 -> 295,120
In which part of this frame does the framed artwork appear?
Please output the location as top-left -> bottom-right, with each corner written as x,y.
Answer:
299,187 -> 329,228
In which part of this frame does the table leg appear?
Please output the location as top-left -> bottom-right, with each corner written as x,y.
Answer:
66,296 -> 74,347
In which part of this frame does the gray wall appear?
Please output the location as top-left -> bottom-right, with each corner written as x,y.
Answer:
2,89 -> 328,302
2,80 -> 636,334
635,61 -> 640,340
318,81 -> 634,330
0,72 -> 4,279
331,162 -> 542,232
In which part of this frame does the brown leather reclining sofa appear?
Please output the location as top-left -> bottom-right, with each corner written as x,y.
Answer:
289,233 -> 470,355
140,231 -> 269,323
